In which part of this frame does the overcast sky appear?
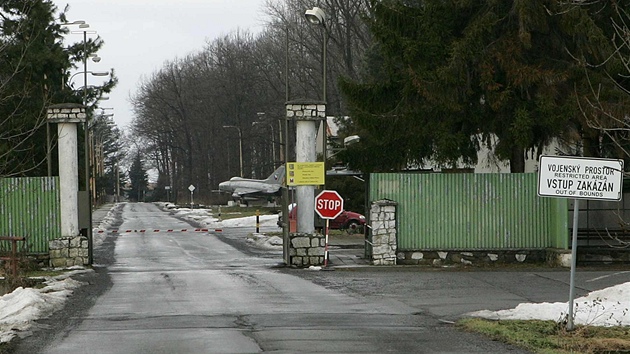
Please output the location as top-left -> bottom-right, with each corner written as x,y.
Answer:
52,0 -> 267,130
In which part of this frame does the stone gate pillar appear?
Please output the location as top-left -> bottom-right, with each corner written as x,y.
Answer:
370,199 -> 398,265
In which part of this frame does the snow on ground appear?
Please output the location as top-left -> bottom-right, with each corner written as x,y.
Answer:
4,202 -> 630,345
468,282 -> 630,327
92,204 -> 120,248
163,202 -> 282,250
1,203 -> 121,343
0,268 -> 91,343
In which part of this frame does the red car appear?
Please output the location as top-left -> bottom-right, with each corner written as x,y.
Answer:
278,205 -> 366,232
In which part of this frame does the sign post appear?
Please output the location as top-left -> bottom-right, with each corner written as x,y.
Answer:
538,155 -> 623,330
165,186 -> 171,203
188,184 -> 195,209
315,190 -> 344,267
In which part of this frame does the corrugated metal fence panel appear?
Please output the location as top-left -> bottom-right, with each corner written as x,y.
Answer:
0,177 -> 60,253
370,173 -> 567,250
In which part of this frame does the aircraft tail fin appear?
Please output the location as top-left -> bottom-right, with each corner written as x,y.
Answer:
264,165 -> 285,184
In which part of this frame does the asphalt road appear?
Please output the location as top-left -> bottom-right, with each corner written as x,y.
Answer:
11,202 -> 630,353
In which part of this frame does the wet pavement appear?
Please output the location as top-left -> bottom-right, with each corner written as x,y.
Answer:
37,202 -> 528,354
325,232 -> 371,268
17,203 -> 618,354
93,203 -> 370,267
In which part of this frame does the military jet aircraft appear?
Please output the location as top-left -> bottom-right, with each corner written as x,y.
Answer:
218,165 -> 285,203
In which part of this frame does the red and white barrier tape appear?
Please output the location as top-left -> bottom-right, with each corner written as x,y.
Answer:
96,228 -> 210,234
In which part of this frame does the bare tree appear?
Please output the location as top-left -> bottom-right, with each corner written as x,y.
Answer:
130,0 -> 373,203
553,2 -> 630,245
552,2 -> 630,162
263,0 -> 372,114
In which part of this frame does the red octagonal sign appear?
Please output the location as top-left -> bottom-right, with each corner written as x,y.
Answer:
315,190 -> 344,219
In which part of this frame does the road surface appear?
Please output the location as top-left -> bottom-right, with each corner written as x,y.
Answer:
17,202 -> 599,353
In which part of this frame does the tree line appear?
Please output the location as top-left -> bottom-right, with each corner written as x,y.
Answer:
3,1 -> 629,207
131,0 -> 630,205
131,0 -> 372,203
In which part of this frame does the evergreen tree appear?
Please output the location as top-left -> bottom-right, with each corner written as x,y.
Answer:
340,1 -> 473,172
0,0 -> 117,177
0,0 -> 71,176
442,0 -> 622,172
340,0 -> 627,173
128,153 -> 147,202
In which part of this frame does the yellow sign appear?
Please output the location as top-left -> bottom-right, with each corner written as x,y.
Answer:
286,162 -> 325,186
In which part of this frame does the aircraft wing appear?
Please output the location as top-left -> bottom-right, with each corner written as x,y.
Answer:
231,186 -> 280,198
231,187 -> 261,197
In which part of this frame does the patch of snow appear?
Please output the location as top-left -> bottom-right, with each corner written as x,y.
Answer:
468,282 -> 630,327
0,268 -> 92,343
246,233 -> 283,250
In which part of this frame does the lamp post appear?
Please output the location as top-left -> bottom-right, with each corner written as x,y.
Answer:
305,6 -> 328,167
91,109 -> 113,206
62,20 -> 104,265
81,23 -> 94,265
284,7 -> 328,234
223,125 -> 243,177
252,120 -> 276,169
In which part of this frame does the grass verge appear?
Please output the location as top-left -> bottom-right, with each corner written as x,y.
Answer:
458,318 -> 630,353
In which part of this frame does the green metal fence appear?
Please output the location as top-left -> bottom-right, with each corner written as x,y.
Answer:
370,173 -> 568,250
0,177 -> 60,254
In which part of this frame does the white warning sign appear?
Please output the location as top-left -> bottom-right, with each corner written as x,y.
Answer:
538,155 -> 624,201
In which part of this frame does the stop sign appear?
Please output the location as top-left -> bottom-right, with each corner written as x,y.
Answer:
315,190 -> 344,219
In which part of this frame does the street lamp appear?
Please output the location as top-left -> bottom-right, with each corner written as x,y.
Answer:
223,125 -> 243,177
68,71 -> 109,87
305,6 -> 328,167
305,7 -> 326,25
252,120 -> 276,169
62,20 -> 103,266
63,20 -> 85,26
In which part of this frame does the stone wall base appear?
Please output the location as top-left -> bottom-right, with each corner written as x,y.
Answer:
49,236 -> 89,268
288,233 -> 325,267
397,249 -> 565,267
390,248 -> 630,267
576,248 -> 630,264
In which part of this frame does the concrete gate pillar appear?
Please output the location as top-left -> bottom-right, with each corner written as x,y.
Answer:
285,100 -> 325,234
47,104 -> 85,238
